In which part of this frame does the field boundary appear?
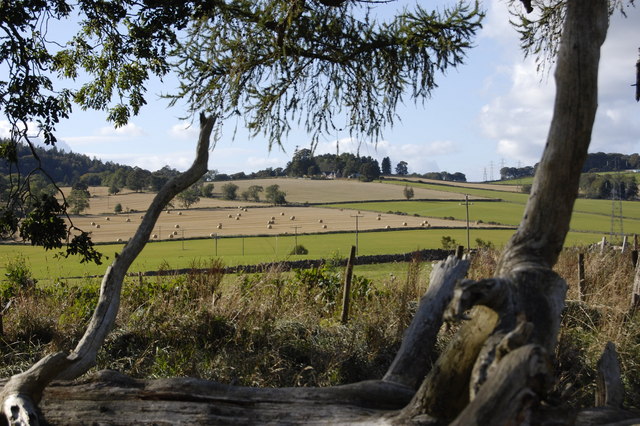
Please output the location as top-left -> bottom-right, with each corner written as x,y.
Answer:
62,249 -> 453,279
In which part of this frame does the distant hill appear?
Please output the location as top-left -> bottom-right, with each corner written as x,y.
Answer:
0,140 -> 135,186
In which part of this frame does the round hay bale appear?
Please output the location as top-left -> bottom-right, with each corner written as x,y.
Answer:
402,222 -> 407,226
140,215 -> 144,219
243,208 -> 248,212
90,221 -> 96,226
280,212 -> 285,216
217,224 -> 222,229
236,213 -> 241,217
377,217 -> 381,221
267,224 -> 272,229
210,233 -> 215,237
385,225 -> 391,229
175,224 -> 180,228
169,234 -> 174,239
125,218 -> 131,222
178,211 -> 182,216
173,230 -> 178,236
318,219 -> 323,223
105,217 -> 110,221
95,224 -> 100,229
116,238 -> 122,243
322,224 -> 327,229
235,216 -> 240,220
271,216 -> 275,221
290,216 -> 295,220
228,214 -> 233,218
153,234 -> 158,239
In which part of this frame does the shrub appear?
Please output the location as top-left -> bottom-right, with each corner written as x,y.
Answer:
440,235 -> 458,250
290,244 -> 308,255
114,203 -> 123,214
2,254 -> 36,300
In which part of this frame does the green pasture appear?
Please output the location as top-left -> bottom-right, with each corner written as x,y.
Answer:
492,177 -> 534,186
383,180 -> 640,219
0,228 -> 606,281
328,200 -> 640,235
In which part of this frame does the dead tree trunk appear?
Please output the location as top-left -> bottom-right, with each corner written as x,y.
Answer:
397,0 -> 608,423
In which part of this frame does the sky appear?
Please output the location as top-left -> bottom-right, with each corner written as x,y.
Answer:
1,0 -> 639,182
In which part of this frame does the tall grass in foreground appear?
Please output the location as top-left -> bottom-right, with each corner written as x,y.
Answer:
1,249 -> 640,409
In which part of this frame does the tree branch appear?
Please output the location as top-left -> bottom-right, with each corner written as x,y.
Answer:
0,113 -> 217,424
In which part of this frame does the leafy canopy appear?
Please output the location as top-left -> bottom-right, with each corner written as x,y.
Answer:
1,0 -> 483,261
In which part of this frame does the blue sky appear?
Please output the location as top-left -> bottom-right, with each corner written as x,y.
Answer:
1,0 -> 639,182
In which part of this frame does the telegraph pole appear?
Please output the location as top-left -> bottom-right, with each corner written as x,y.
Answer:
460,195 -> 473,252
291,226 -> 301,254
351,214 -> 364,256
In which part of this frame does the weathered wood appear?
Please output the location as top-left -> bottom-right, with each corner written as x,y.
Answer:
449,345 -> 551,426
579,253 -> 586,301
595,342 -> 624,408
341,245 -> 356,324
574,407 -> 640,426
27,371 -> 413,425
631,258 -> 640,314
396,307 -> 497,422
383,254 -> 470,389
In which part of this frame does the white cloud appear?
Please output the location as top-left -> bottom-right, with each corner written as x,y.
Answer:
98,122 -> 145,137
169,121 -> 200,140
477,2 -> 640,168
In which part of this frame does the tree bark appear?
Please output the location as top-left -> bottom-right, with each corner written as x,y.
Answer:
383,254 -> 470,389
398,0 -> 608,422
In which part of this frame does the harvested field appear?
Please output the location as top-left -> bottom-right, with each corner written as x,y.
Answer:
220,178 -> 489,203
393,177 -> 523,193
65,206 -> 506,243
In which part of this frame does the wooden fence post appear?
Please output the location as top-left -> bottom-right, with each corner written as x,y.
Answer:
600,236 -> 607,253
341,246 -> 357,324
578,253 -> 586,302
631,259 -> 640,315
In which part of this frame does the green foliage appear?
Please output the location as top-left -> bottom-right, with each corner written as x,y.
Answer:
359,161 -> 381,182
395,161 -> 408,176
201,183 -> 215,198
19,195 -> 67,250
176,186 -> 201,209
221,183 -> 239,200
441,235 -> 459,250
290,244 -> 309,255
381,157 -> 392,175
172,1 -> 483,148
2,254 -> 36,300
474,238 -> 494,249
265,184 -> 287,205
579,173 -> 638,200
241,185 -> 264,202
114,203 -> 123,214
68,186 -> 91,214
403,185 -> 415,200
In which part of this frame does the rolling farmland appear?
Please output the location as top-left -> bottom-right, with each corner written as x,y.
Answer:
2,177 -> 635,280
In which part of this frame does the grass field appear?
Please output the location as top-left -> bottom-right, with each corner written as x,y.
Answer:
3,177 -> 638,281
328,200 -> 640,234
1,227 -> 605,281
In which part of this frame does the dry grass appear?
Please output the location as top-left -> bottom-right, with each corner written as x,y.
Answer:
2,247 -> 640,409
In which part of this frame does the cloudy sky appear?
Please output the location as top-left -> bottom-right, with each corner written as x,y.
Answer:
2,0 -> 639,182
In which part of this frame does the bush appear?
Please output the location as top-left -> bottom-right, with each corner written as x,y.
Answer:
2,254 -> 36,301
114,203 -> 122,214
290,244 -> 308,255
440,235 -> 458,250
221,183 -> 239,200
